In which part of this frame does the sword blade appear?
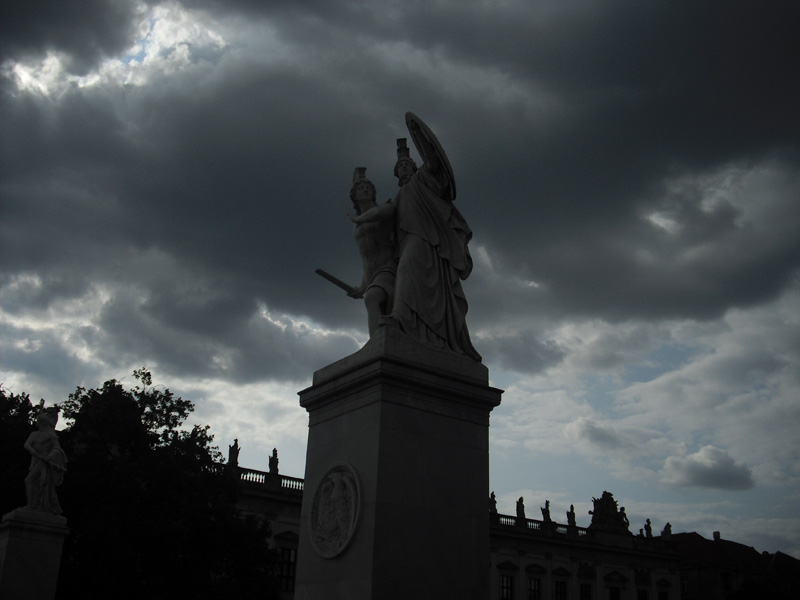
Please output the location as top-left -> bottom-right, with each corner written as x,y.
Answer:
315,268 -> 356,295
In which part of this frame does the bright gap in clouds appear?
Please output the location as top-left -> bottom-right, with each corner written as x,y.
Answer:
170,376 -> 310,479
0,277 -> 324,480
121,16 -> 155,65
489,280 -> 800,500
1,2 -> 238,95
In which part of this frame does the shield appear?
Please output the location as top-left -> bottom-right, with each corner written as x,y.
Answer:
405,112 -> 456,202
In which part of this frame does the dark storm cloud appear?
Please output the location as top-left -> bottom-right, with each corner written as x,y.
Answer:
0,322 -> 103,396
2,0 -> 799,387
661,446 -> 755,491
449,0 -> 800,319
95,285 -> 359,381
477,328 -> 565,375
1,47 -> 381,321
405,2 -> 800,323
0,59 -> 376,384
0,0 -> 142,73
0,271 -> 92,315
568,418 -> 627,452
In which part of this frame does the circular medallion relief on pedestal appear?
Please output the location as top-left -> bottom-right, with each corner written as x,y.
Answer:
308,463 -> 361,558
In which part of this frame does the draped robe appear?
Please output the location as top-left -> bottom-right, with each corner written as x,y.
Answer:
391,165 -> 481,361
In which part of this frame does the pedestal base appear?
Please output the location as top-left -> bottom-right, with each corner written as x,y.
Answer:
295,327 -> 502,600
0,509 -> 69,600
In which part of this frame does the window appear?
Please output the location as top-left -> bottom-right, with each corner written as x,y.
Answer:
637,590 -> 649,600
501,574 -> 514,600
580,583 -> 593,600
608,587 -> 621,600
529,578 -> 541,600
278,547 -> 297,593
721,571 -> 732,591
657,592 -> 669,600
554,580 -> 567,600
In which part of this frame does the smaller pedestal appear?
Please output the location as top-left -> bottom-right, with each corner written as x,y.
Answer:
0,509 -> 69,600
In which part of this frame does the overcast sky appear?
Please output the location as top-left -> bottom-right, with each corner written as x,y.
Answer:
2,1 -> 799,557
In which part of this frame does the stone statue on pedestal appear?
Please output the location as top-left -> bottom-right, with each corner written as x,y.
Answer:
661,522 -> 672,539
541,499 -> 551,522
269,448 -> 279,474
228,438 -> 240,467
319,113 -> 481,362
385,113 -> 480,361
2,404 -> 70,600
23,401 -> 67,514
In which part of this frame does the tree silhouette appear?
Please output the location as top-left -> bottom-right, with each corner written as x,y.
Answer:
1,371 -> 281,600
0,387 -> 38,512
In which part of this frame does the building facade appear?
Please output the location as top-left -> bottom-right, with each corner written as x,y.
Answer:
233,451 -> 799,600
489,492 -> 679,600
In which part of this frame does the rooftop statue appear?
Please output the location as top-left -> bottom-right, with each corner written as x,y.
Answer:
661,522 -> 672,539
588,491 -> 631,535
269,447 -> 280,474
228,438 -> 240,467
23,401 -> 67,514
567,504 -> 577,527
541,499 -> 551,522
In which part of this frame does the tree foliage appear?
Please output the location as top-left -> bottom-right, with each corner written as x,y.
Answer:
1,372 -> 281,600
0,387 -> 39,512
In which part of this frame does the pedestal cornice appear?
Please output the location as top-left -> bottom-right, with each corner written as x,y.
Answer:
299,326 -> 502,425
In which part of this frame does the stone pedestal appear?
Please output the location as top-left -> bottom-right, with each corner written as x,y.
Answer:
0,509 -> 69,600
295,326 -> 502,600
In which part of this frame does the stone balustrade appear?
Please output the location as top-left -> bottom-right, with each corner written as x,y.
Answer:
493,513 -> 589,537
238,467 -> 304,492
